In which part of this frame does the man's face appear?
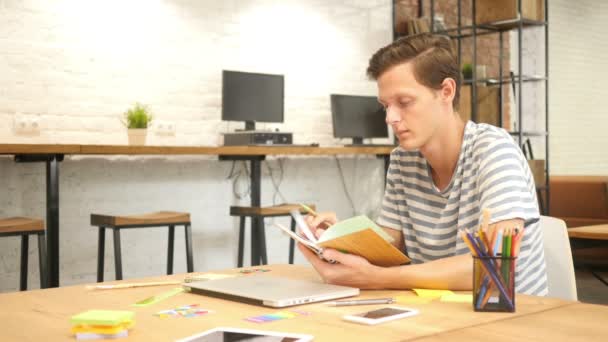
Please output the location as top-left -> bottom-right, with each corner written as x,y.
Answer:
377,62 -> 445,151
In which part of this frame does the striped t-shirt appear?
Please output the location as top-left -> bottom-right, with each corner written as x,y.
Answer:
377,121 -> 548,296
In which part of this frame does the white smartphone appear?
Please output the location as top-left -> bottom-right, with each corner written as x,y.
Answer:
342,306 -> 419,325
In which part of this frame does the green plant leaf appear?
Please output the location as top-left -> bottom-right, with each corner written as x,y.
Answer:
124,103 -> 153,129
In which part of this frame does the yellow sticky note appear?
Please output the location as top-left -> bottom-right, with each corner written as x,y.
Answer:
440,293 -> 473,303
395,295 -> 433,304
413,289 -> 455,298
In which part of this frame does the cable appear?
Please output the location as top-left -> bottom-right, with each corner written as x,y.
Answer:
334,156 -> 357,216
226,161 -> 250,200
264,158 -> 288,205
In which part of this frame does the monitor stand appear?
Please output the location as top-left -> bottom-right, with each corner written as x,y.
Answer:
233,120 -> 256,132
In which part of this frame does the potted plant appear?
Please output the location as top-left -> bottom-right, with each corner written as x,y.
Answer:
462,63 -> 473,80
123,103 -> 152,145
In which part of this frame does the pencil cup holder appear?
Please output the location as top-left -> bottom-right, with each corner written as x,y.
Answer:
472,256 -> 517,312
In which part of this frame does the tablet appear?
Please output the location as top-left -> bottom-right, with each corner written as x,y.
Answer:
176,327 -> 314,342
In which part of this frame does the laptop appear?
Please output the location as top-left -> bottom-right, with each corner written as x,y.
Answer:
184,274 -> 359,307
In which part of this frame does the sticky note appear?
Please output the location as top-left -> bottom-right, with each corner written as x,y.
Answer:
413,289 -> 455,299
70,310 -> 134,326
440,293 -> 473,303
245,310 -> 309,324
395,295 -> 433,304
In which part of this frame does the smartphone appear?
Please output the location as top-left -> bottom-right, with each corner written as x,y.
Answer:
342,306 -> 419,325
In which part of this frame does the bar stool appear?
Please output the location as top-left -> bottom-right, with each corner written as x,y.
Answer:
0,217 -> 47,290
229,204 -> 315,267
91,211 -> 193,281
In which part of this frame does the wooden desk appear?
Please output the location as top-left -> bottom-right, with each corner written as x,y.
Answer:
568,224 -> 608,240
0,264 -> 591,342
0,144 -> 394,287
415,303 -> 608,341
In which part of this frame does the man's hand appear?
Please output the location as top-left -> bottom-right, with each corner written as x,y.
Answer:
304,211 -> 338,239
297,243 -> 385,289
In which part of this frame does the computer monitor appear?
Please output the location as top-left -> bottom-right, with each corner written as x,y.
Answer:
222,70 -> 284,131
330,94 -> 389,145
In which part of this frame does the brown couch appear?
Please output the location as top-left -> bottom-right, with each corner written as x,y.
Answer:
549,175 -> 608,228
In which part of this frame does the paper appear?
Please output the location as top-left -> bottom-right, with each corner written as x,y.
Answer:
85,280 -> 180,290
76,330 -> 128,340
155,304 -> 212,318
290,209 -> 318,243
440,293 -> 473,303
413,289 -> 455,299
184,273 -> 236,283
70,310 -> 134,326
132,287 -> 185,307
245,310 -> 310,324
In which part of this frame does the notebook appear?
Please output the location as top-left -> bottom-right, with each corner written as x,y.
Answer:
184,274 -> 359,307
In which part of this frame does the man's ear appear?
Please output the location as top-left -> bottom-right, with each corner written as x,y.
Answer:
440,78 -> 456,105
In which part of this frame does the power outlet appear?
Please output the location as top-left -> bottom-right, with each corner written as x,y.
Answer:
153,120 -> 176,136
13,115 -> 41,134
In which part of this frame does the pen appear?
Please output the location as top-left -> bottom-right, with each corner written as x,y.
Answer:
326,298 -> 395,306
299,203 -> 318,216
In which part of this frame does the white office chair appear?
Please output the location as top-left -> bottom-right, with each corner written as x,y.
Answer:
540,216 -> 578,301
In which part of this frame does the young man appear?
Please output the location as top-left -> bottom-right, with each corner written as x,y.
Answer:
300,33 -> 548,296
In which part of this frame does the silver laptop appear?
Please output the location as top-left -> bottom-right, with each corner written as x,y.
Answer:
184,274 -> 359,307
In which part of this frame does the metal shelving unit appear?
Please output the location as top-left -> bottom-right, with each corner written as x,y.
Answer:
392,0 -> 550,214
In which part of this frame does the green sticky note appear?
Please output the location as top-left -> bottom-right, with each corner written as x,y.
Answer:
70,310 -> 134,326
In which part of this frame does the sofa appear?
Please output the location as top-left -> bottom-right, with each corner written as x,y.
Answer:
549,175 -> 608,228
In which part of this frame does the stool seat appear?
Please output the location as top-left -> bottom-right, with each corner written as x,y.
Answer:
0,217 -> 44,234
230,204 -> 315,217
229,204 -> 316,267
91,211 -> 193,282
91,211 -> 190,227
0,217 -> 46,290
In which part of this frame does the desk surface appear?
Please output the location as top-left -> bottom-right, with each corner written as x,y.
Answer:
0,264 -> 597,342
415,302 -> 608,342
568,224 -> 608,240
0,144 -> 394,156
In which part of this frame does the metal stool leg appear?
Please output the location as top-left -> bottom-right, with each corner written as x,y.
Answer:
37,233 -> 47,289
237,217 -> 245,267
251,217 -> 260,266
112,229 -> 123,280
167,225 -> 175,275
97,227 -> 105,282
20,234 -> 29,291
184,223 -> 193,272
289,218 -> 296,264
259,218 -> 267,265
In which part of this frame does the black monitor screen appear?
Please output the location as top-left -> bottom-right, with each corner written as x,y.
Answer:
331,94 -> 388,143
222,70 -> 284,127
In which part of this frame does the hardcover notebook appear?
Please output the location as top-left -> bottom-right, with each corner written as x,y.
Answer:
275,212 -> 411,267
184,274 -> 359,308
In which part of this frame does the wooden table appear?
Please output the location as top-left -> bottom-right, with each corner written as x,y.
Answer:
0,144 -> 394,288
569,224 -> 608,286
568,224 -> 608,240
414,302 -> 608,341
1,264 -> 599,342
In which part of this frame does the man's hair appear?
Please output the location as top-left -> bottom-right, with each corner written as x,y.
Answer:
366,33 -> 461,109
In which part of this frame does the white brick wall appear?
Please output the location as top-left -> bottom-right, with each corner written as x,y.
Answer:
549,0 -> 608,175
0,0 -> 392,291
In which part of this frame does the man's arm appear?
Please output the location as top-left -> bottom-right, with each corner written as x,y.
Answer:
300,218 -> 523,290
382,226 -> 404,251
